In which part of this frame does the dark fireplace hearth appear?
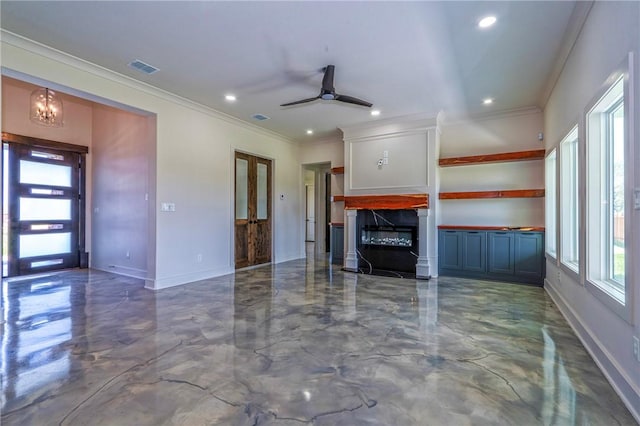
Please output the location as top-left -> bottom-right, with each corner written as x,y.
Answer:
357,210 -> 418,276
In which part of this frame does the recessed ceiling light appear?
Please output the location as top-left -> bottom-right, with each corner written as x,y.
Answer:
483,98 -> 494,105
225,94 -> 236,102
306,129 -> 313,135
478,16 -> 497,29
371,110 -> 381,116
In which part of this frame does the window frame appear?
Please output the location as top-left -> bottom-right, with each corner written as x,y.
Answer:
544,149 -> 557,260
584,64 -> 632,322
559,126 -> 580,277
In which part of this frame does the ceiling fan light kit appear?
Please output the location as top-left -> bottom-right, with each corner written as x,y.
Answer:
280,65 -> 372,108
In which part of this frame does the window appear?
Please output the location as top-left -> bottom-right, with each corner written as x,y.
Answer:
586,76 -> 626,305
545,149 -> 557,258
560,127 -> 579,272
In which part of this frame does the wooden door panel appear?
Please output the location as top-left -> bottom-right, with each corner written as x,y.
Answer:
235,222 -> 249,268
235,152 -> 271,268
255,221 -> 271,264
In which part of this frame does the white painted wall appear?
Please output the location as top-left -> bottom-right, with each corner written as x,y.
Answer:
1,32 -> 302,289
91,103 -> 152,279
543,2 -> 640,419
342,116 -> 438,197
439,110 -> 545,227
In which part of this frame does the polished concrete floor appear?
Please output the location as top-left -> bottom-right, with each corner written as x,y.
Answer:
1,252 -> 636,425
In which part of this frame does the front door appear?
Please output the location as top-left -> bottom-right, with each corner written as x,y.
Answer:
235,152 -> 272,268
3,142 -> 83,276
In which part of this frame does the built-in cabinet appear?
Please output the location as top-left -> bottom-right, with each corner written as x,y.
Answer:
439,228 -> 544,285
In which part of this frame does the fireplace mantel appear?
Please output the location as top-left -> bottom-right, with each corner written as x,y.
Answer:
344,194 -> 429,210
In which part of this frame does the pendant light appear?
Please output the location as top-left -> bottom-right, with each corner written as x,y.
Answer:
30,87 -> 63,127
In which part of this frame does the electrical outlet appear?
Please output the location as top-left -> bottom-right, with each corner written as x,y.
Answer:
633,336 -> 640,362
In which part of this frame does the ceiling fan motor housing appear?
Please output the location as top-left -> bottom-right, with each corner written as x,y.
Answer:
280,64 -> 372,108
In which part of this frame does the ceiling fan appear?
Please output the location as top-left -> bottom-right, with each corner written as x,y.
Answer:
280,65 -> 373,108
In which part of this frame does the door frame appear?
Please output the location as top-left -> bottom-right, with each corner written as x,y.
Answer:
301,163 -> 331,254
232,150 -> 274,269
1,132 -> 89,277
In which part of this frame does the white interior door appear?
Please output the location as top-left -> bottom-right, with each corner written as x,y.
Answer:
305,185 -> 315,242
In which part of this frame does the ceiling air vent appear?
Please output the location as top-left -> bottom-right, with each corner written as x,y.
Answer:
128,59 -> 159,75
251,114 -> 270,121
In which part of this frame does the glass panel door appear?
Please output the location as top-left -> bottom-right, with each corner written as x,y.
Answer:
234,152 -> 271,268
235,158 -> 248,220
256,163 -> 268,220
4,143 -> 81,276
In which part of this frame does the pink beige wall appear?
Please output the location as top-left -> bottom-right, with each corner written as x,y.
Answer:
91,103 -> 153,278
2,77 -> 93,146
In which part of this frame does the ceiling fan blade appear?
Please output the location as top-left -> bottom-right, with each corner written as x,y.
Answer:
280,96 -> 320,107
335,94 -> 373,108
322,65 -> 335,92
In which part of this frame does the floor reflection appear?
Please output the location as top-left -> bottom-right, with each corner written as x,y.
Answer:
0,257 -> 635,425
1,274 -> 85,412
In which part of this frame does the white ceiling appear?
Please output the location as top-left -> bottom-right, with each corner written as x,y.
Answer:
1,1 -> 578,142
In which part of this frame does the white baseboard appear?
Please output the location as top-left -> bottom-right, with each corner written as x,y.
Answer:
93,264 -> 147,280
146,266 -> 233,290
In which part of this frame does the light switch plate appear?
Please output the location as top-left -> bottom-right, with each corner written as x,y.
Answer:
161,202 -> 176,212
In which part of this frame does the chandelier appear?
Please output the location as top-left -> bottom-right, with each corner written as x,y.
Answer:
30,87 -> 63,127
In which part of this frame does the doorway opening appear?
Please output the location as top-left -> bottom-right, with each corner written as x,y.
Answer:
302,163 -> 331,255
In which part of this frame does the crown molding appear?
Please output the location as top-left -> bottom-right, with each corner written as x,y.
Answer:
340,112 -> 438,141
0,30 -> 296,145
304,134 -> 344,146
441,106 -> 542,126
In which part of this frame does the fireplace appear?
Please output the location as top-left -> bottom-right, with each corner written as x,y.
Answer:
356,209 -> 419,276
343,193 -> 431,279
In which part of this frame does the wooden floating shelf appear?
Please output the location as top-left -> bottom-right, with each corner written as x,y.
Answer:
332,195 -> 345,202
439,149 -> 546,167
331,166 -> 345,175
344,194 -> 429,210
439,189 -> 545,200
438,225 -> 545,231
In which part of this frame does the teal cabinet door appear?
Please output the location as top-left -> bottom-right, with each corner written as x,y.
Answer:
330,225 -> 344,265
488,232 -> 515,275
439,230 -> 463,270
462,231 -> 486,272
515,232 -> 543,280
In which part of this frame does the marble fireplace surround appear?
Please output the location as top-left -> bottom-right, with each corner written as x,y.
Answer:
343,194 -> 430,279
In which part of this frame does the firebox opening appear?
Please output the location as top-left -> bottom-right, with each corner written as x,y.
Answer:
356,209 -> 419,275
